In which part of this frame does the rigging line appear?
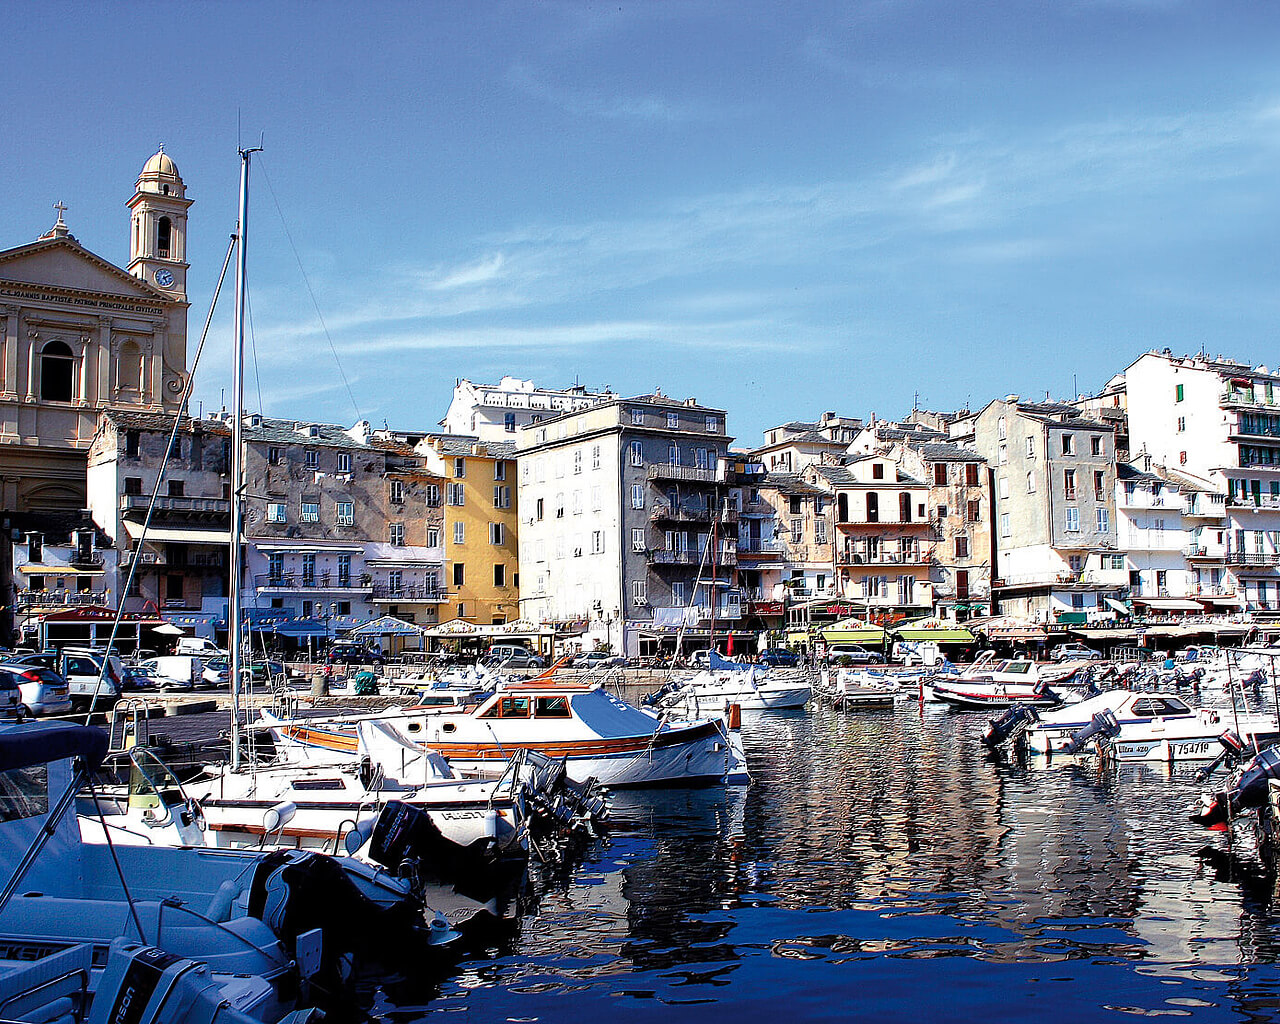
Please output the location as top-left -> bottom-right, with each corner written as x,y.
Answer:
256,155 -> 362,421
88,233 -> 239,718
245,285 -> 266,415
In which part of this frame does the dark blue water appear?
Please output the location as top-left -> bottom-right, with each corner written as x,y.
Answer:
382,705 -> 1280,1022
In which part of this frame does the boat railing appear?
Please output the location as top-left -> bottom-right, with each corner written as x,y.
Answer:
107,698 -> 152,754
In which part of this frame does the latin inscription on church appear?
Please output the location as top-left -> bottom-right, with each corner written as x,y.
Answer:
0,286 -> 160,315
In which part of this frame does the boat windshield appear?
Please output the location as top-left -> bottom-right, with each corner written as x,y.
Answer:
0,766 -> 47,823
1130,697 -> 1192,717
479,696 -> 532,719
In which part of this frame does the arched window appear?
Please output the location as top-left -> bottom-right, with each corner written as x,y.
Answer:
157,217 -> 171,258
866,492 -> 879,523
40,341 -> 74,402
118,341 -> 141,391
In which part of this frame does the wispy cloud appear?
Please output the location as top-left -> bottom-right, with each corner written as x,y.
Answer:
507,62 -> 711,124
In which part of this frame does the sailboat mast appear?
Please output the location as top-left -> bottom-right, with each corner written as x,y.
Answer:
229,146 -> 258,770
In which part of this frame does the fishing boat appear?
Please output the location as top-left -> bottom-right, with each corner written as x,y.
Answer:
261,674 -> 750,788
1,721 -> 450,1024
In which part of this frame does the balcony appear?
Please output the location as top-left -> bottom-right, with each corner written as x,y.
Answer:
370,584 -> 447,603
120,495 -> 231,515
836,549 -> 930,566
646,464 -> 719,484
650,500 -> 738,524
1229,493 -> 1280,510
1226,552 -> 1280,567
834,516 -> 932,528
1184,545 -> 1226,559
17,589 -> 109,609
1221,389 -> 1277,410
737,539 -> 786,556
255,572 -> 374,594
647,548 -> 737,567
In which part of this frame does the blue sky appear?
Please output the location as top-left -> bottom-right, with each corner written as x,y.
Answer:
6,1 -> 1280,446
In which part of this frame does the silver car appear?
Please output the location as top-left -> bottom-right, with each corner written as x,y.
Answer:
0,664 -> 71,716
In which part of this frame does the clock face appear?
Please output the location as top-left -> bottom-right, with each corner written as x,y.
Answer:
154,268 -> 175,289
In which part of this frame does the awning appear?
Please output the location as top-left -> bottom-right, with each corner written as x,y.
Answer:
1133,598 -> 1205,611
1105,598 -> 1132,615
821,627 -> 887,643
18,565 -> 104,575
123,521 -> 231,544
1056,612 -> 1089,625
893,627 -> 976,643
1201,594 -> 1246,605
271,619 -> 334,639
345,615 -> 426,638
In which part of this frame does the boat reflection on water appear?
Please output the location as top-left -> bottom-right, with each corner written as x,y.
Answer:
377,705 -> 1280,1023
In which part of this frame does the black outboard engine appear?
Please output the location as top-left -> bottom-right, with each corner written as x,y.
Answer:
1062,709 -> 1122,755
1194,729 -> 1250,784
1191,745 -> 1280,829
981,704 -> 1040,749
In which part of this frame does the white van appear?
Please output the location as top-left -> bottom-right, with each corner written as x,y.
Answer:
175,636 -> 227,658
138,655 -> 203,689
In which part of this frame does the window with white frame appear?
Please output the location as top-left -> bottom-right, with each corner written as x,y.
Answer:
1027,471 -> 1036,493
1000,512 -> 1011,537
631,527 -> 646,552
389,480 -> 405,504
572,491 -> 582,515
696,447 -> 708,469
631,484 -> 645,509
425,484 -> 441,506
573,451 -> 582,475
672,581 -> 686,605
592,445 -> 601,470
494,461 -> 506,481
304,449 -> 319,469
335,500 -> 354,525
632,579 -> 647,604
453,522 -> 465,545
336,452 -> 351,473
706,415 -> 719,432
667,411 -> 679,429
1026,436 -> 1035,458
1097,507 -> 1109,532
591,530 -> 604,554
504,412 -> 516,433
300,500 -> 319,523
667,443 -> 678,466
998,476 -> 1009,499
453,457 -> 466,478
631,408 -> 644,426
267,502 -> 287,524
493,485 -> 511,508
1061,434 -> 1075,456
426,527 -> 440,547
490,522 -> 504,545
1065,506 -> 1080,531
630,440 -> 643,466
389,522 -> 405,546
447,483 -> 465,505
815,519 -> 827,544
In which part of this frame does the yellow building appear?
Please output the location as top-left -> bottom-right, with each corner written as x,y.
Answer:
422,435 -> 519,625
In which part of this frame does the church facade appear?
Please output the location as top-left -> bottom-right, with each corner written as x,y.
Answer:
0,148 -> 191,513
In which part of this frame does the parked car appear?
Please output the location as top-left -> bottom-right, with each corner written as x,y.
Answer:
120,663 -> 160,692
175,636 -> 228,658
760,648 -> 801,667
574,651 -> 626,668
326,643 -> 385,668
10,648 -> 124,707
0,669 -> 24,720
825,644 -> 885,665
1050,643 -> 1103,663
0,664 -> 70,716
481,649 -> 545,670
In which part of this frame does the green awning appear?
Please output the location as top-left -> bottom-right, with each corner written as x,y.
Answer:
821,627 -> 887,643
1056,612 -> 1089,625
893,627 -> 976,643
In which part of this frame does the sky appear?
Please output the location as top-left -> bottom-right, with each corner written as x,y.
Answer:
5,1 -> 1280,447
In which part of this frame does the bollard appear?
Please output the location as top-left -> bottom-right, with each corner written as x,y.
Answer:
311,673 -> 329,698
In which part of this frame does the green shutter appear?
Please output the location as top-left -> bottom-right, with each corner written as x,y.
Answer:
1175,384 -> 1184,402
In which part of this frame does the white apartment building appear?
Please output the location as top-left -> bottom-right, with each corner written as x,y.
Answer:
440,377 -> 616,443
1126,351 -> 1280,614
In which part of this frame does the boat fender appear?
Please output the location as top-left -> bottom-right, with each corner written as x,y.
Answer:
727,703 -> 742,730
263,801 -> 297,834
343,817 -> 378,856
205,878 -> 244,923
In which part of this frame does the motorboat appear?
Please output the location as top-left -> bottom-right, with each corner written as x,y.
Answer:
0,721 -> 452,1024
646,655 -> 811,714
930,651 -> 1067,710
183,717 -> 606,862
260,675 -> 750,787
1021,688 -> 1280,762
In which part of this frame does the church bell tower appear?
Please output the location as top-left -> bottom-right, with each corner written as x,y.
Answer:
127,145 -> 192,299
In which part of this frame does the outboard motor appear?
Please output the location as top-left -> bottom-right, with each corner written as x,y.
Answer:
1194,729 -> 1250,784
1191,745 -> 1280,829
1062,709 -> 1122,755
981,704 -> 1040,749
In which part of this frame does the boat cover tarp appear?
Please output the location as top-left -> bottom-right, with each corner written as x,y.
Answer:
0,722 -> 107,772
709,651 -> 751,672
569,689 -> 678,735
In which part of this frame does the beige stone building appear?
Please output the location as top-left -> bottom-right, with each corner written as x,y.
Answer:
0,148 -> 190,512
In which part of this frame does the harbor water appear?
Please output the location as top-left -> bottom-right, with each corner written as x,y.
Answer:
379,702 -> 1280,1022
